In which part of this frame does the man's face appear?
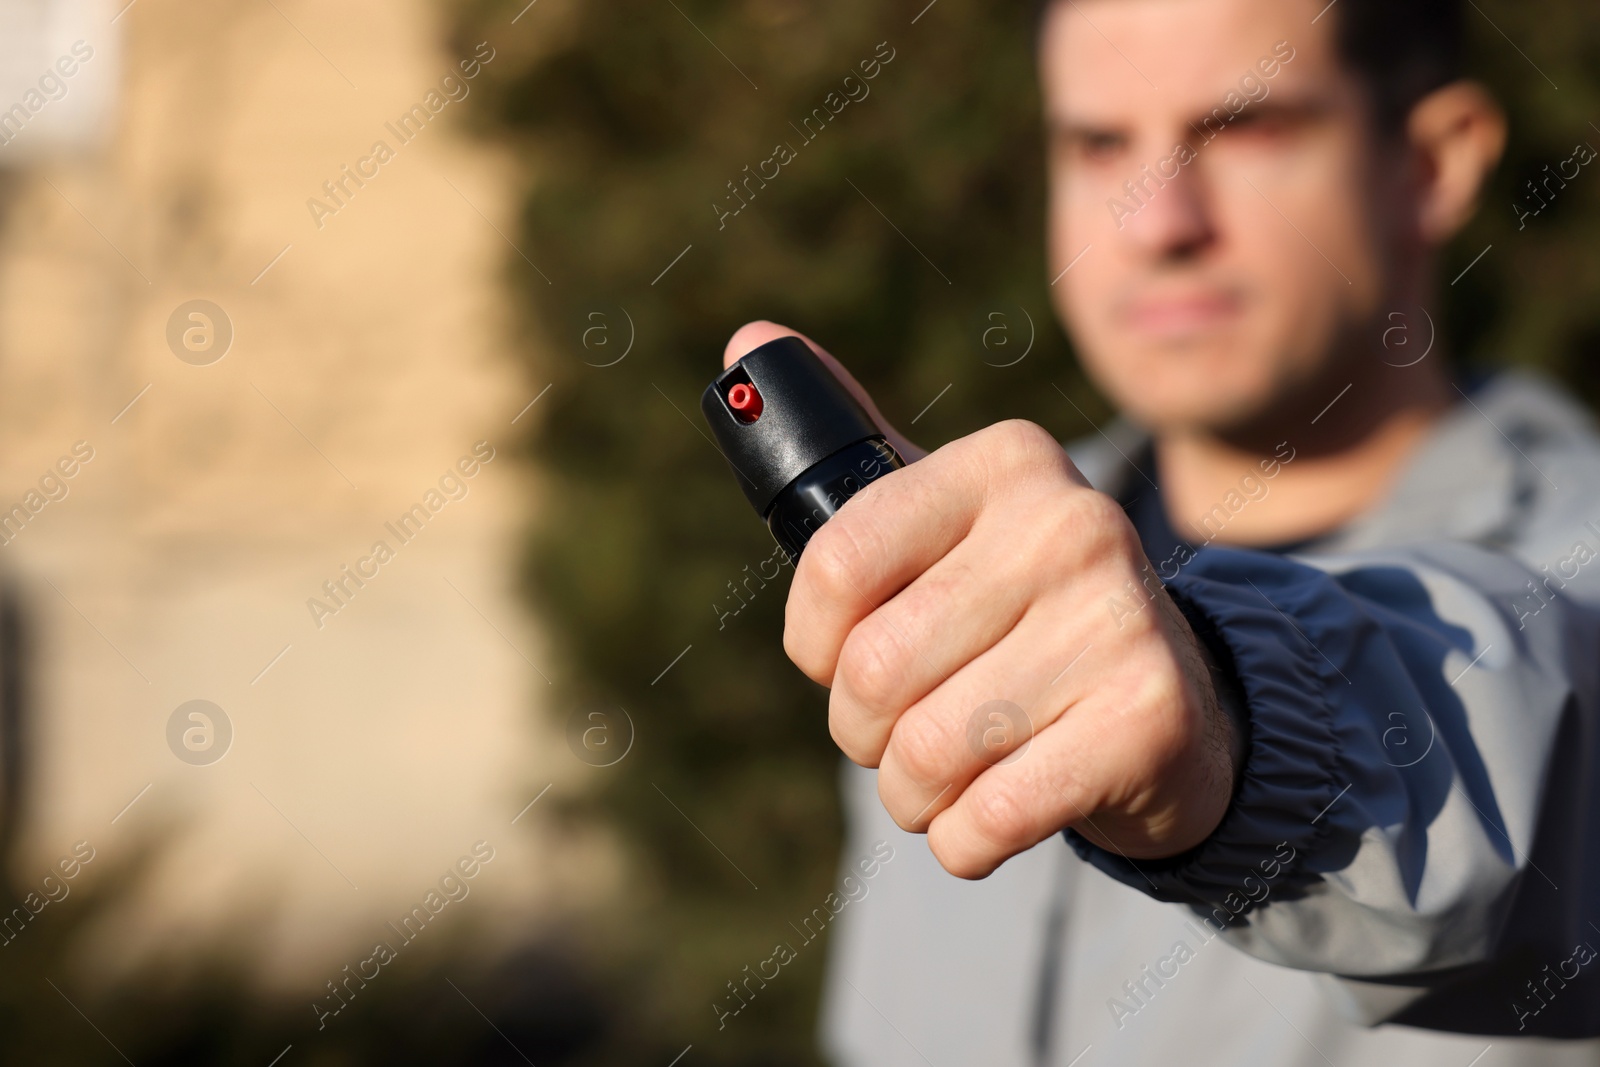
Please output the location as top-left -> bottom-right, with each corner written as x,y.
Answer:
1041,0 -> 1397,434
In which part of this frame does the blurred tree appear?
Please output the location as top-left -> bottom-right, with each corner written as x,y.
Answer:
448,0 -> 1600,1063
1451,4 -> 1600,407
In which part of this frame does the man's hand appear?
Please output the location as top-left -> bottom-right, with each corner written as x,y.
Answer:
724,322 -> 1242,880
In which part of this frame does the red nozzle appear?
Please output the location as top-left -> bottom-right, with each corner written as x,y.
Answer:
727,382 -> 763,423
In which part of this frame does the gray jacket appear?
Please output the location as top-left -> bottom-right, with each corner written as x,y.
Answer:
820,371 -> 1600,1066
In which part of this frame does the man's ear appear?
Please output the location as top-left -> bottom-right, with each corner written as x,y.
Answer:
1406,81 -> 1508,245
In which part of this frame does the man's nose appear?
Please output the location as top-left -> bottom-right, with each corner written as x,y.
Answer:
1117,158 -> 1216,261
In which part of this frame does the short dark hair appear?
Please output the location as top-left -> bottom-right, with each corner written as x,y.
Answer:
1035,0 -> 1466,131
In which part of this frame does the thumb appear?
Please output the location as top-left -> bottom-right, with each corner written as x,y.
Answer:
722,321 -> 927,463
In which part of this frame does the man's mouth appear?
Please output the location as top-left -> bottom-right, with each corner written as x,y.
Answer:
1122,289 -> 1245,339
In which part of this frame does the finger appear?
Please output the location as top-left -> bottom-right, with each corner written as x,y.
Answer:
923,701 -> 1120,880
871,487 -> 1156,830
827,507 -> 1047,767
870,595 -> 1102,828
924,633 -> 1195,881
722,320 -> 927,462
789,420 -> 1097,692
783,426 -> 998,685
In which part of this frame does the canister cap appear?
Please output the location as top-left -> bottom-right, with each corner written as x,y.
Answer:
700,336 -> 884,516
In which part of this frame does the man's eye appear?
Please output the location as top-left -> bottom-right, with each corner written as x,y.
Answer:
1222,111 -> 1294,139
1076,133 -> 1125,162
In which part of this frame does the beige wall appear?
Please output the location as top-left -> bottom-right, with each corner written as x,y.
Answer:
0,0 -> 606,991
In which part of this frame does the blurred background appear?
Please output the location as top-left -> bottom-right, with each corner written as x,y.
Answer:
0,0 -> 1593,1063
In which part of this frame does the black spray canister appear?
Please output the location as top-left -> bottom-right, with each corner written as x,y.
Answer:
701,336 -> 905,561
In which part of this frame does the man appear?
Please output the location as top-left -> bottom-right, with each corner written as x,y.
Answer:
719,0 -> 1600,1062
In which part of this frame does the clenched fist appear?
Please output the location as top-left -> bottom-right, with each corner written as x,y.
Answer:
724,322 -> 1243,879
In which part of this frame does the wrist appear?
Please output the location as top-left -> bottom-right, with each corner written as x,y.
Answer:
1143,582 -> 1250,858
1168,584 -> 1251,796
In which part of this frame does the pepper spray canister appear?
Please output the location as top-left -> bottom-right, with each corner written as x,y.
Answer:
701,336 -> 905,562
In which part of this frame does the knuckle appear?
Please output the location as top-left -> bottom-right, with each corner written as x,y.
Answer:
878,774 -> 926,833
1081,487 -> 1130,532
967,783 -> 1033,854
836,616 -> 910,713
989,418 -> 1058,460
802,527 -> 859,604
1134,669 -> 1196,761
1047,489 -> 1140,574
928,830 -> 989,881
889,714 -> 955,788
1102,657 -> 1195,770
976,420 -> 1058,481
1067,490 -> 1132,550
828,709 -> 883,769
946,419 -> 1050,482
801,514 -> 877,606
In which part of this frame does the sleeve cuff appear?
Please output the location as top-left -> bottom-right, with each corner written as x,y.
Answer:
1063,560 -> 1347,918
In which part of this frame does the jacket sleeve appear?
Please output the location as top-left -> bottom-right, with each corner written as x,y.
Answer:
1063,541 -> 1600,1030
